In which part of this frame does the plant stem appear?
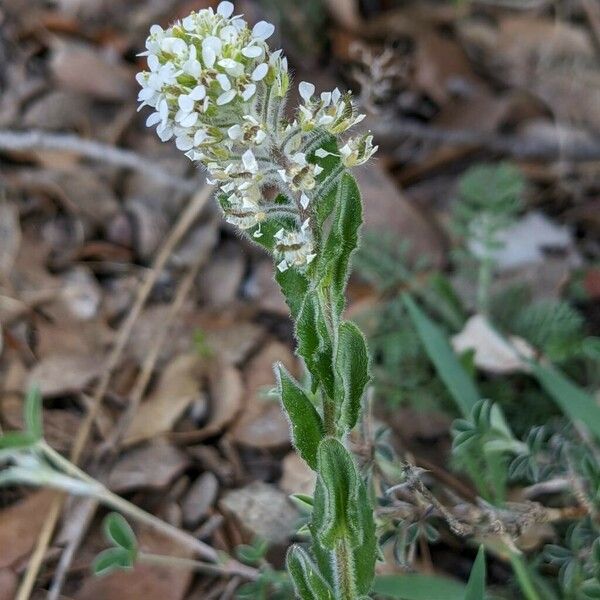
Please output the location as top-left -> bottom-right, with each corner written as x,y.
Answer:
39,441 -> 258,579
334,538 -> 357,600
477,253 -> 493,316
138,552 -> 254,579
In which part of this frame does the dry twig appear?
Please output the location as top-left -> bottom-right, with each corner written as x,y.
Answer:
0,129 -> 200,193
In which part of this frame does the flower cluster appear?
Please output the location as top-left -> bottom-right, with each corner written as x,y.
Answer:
137,1 -> 377,272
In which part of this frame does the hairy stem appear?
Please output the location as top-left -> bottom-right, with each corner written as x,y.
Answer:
334,539 -> 357,600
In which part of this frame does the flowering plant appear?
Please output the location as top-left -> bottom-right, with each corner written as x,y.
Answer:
138,3 -> 378,597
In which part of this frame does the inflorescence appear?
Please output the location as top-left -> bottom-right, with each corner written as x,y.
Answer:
137,1 -> 377,272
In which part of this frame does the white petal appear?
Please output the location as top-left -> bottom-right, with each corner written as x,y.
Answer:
194,129 -> 208,145
300,193 -> 310,209
145,112 -> 161,127
202,47 -> 216,68
242,83 -> 256,101
180,111 -> 198,127
189,85 -> 206,100
182,15 -> 196,31
228,124 -> 243,140
217,90 -> 236,105
242,149 -> 258,171
251,63 -> 268,81
242,45 -> 263,58
277,260 -> 289,272
321,91 -> 332,105
252,20 -> 275,40
147,54 -> 160,71
157,124 -> 173,141
178,94 -> 195,112
274,228 -> 285,239
216,73 -> 232,91
277,169 -> 288,182
299,81 -> 315,103
217,1 -> 234,17
203,36 -> 223,53
306,253 -> 316,264
150,24 -> 163,35
315,148 -> 330,158
158,99 -> 169,122
138,87 -> 155,101
176,135 -> 194,151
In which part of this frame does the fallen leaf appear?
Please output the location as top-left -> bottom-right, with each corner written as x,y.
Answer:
356,163 -> 446,267
108,441 -> 190,493
0,491 -> 55,568
50,39 -> 134,101
124,354 -> 206,446
0,200 -> 21,278
190,362 -> 244,440
28,353 -> 105,397
452,314 -> 535,374
198,241 -> 245,306
230,341 -> 296,450
181,472 -> 219,528
279,453 -> 317,496
0,569 -> 17,600
203,321 -> 265,365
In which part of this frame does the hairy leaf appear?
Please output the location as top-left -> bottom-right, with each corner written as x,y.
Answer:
313,438 -> 363,549
318,173 -> 362,317
276,268 -> 310,321
287,545 -> 335,600
335,321 -> 370,430
277,364 -> 324,469
296,291 -> 335,398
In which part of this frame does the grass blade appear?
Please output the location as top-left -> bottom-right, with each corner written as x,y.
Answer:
404,295 -> 479,416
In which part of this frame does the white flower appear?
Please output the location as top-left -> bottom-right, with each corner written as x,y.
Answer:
137,3 -> 376,275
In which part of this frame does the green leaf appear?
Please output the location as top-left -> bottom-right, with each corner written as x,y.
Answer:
24,386 -> 43,441
103,513 -> 137,553
286,545 -> 335,600
313,438 -> 364,549
531,362 -> 600,441
318,173 -> 363,317
277,365 -> 325,470
296,291 -> 335,398
92,547 -> 135,577
311,439 -> 377,596
276,268 -> 309,321
404,295 -> 479,417
373,574 -> 466,600
335,321 -> 370,431
465,546 -> 486,600
0,431 -> 36,450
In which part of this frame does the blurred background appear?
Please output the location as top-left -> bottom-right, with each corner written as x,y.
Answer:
0,0 -> 599,598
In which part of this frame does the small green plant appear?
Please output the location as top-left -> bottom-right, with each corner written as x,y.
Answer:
452,162 -> 525,314
136,2 -> 378,597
